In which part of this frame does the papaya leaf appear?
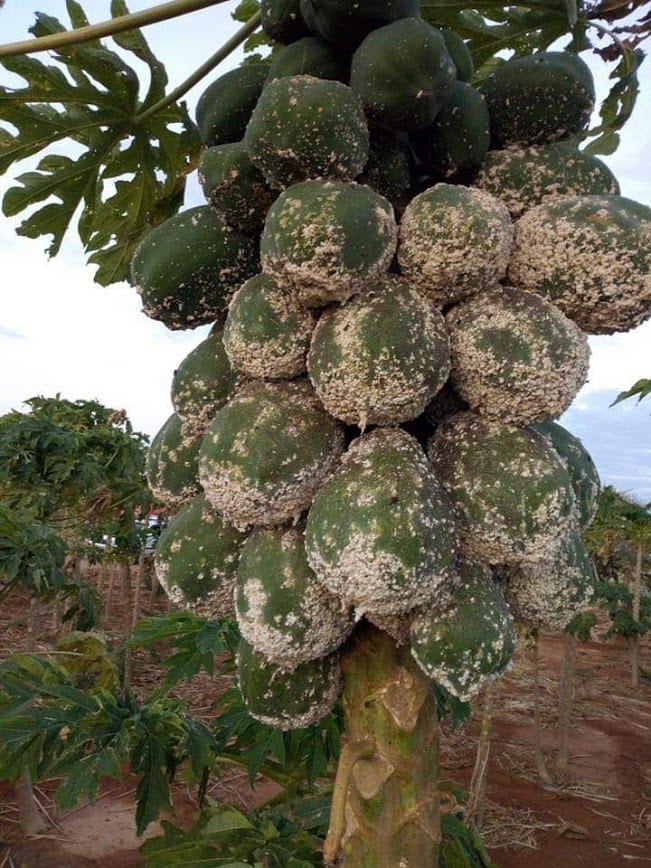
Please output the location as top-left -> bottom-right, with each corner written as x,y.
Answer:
232,0 -> 261,22
583,47 -> 645,155
203,805 -> 255,833
130,612 -> 238,687
610,377 -> 651,406
421,3 -> 574,72
0,1 -> 200,286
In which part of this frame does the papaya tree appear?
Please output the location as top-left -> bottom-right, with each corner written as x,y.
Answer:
2,2 -> 651,866
0,395 -> 150,617
0,395 -> 151,832
585,486 -> 651,686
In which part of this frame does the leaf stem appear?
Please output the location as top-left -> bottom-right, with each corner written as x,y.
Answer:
586,19 -> 634,73
0,0 -> 229,59
133,10 -> 262,124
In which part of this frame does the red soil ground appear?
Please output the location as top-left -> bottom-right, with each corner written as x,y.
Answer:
0,569 -> 649,867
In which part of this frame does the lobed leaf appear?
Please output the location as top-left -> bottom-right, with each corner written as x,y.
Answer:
0,1 -> 200,285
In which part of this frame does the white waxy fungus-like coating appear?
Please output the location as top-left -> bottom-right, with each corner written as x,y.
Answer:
504,529 -> 595,631
411,561 -> 515,702
260,179 -> 398,308
306,427 -> 458,616
475,144 -> 619,218
508,195 -> 651,335
154,493 -> 246,619
235,524 -> 353,668
223,273 -> 317,380
398,184 -> 513,307
198,379 -> 344,530
446,286 -> 590,425
308,276 -> 451,427
428,412 -> 575,566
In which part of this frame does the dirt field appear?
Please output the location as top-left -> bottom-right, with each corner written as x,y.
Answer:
0,567 -> 649,867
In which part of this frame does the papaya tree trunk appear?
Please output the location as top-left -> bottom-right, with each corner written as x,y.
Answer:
16,769 -> 46,836
324,625 -> 441,867
631,541 -> 642,689
466,681 -> 494,830
17,601 -> 47,835
104,562 -> 116,621
27,598 -> 41,649
122,559 -> 136,691
532,632 -> 553,787
557,631 -> 576,774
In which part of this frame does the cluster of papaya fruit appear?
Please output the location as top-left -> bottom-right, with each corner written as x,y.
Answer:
133,0 -> 651,726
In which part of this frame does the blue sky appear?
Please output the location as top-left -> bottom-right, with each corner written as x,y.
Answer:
0,1 -> 649,502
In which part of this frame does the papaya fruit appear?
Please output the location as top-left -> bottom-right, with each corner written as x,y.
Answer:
350,18 -> 456,131
478,51 -> 595,147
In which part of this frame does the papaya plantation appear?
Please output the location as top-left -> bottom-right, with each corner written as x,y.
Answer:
1,1 -> 650,866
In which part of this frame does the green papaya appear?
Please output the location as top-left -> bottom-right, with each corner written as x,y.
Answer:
305,428 -> 458,616
237,638 -> 343,729
398,183 -> 512,306
244,74 -> 369,189
235,524 -> 352,667
307,275 -> 450,426
145,413 -> 203,510
357,124 -> 413,207
171,329 -> 237,432
260,178 -> 397,307
130,206 -> 259,330
531,421 -> 600,529
428,412 -> 576,566
446,286 -> 589,425
442,30 -> 474,82
410,81 -> 490,178
154,493 -> 246,618
505,529 -> 595,631
475,142 -> 620,217
198,143 -> 276,233
223,273 -> 317,380
265,36 -> 350,84
411,562 -> 515,702
195,63 -> 269,146
199,379 -> 344,529
350,18 -> 456,131
508,194 -> 651,334
300,0 -> 420,53
478,51 -> 595,147
261,0 -> 310,44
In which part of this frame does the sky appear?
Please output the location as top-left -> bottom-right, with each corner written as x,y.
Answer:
0,1 -> 650,503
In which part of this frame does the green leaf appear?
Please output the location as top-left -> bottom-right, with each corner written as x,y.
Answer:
233,0 -> 261,23
0,1 -> 200,285
610,378 -> 651,406
204,805 -> 255,834
583,48 -> 645,156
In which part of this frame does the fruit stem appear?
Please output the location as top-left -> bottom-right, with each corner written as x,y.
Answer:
0,0 -> 228,58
